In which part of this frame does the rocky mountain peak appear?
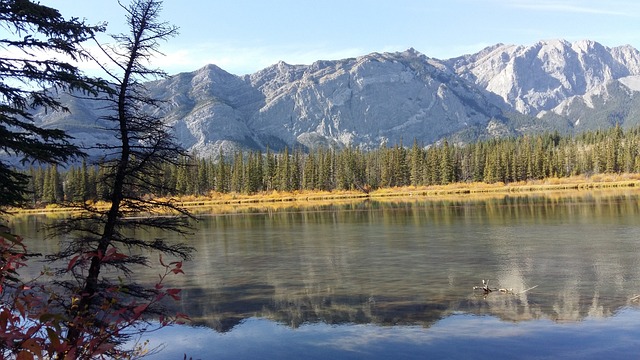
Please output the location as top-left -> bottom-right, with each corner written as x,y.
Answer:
446,39 -> 640,115
23,40 -> 640,160
611,45 -> 640,74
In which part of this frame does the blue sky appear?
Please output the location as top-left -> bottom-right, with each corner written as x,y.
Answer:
41,0 -> 640,76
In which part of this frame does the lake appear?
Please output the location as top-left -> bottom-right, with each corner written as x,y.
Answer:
12,190 -> 640,359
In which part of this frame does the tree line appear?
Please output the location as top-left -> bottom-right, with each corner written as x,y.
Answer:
25,124 -> 640,205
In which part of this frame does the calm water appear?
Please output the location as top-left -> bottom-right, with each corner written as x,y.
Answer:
11,190 -> 640,359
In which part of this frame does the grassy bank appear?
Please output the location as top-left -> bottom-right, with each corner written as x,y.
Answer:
9,174 -> 640,215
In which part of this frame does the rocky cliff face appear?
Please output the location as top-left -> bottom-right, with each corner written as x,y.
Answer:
144,49 -> 510,157
538,75 -> 640,129
446,39 -> 640,116
249,49 -> 508,148
29,40 -> 640,158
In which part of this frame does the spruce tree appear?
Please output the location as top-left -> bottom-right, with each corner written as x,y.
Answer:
216,152 -> 229,193
409,140 -> 423,186
46,2 -> 193,356
0,0 -> 107,209
440,140 -> 454,185
303,151 -> 317,190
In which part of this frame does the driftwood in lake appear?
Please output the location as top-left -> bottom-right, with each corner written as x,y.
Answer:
473,279 -> 538,295
473,279 -> 496,293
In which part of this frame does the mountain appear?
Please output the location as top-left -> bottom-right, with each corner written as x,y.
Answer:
145,48 -> 511,157
28,40 -> 640,158
446,39 -> 640,116
536,75 -> 640,129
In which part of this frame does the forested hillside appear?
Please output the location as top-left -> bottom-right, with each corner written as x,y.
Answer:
25,125 -> 638,206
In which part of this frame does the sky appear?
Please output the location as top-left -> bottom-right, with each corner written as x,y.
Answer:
38,0 -> 640,76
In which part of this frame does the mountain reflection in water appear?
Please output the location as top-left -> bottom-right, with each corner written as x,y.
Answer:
13,190 -> 640,358
154,192 -> 640,333
145,309 -> 640,360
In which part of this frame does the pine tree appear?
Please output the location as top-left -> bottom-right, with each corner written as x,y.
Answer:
0,0 -> 107,208
622,135 -> 636,173
274,147 -> 287,191
49,2 -> 193,355
424,146 -> 440,185
63,166 -> 77,202
395,144 -> 410,186
216,152 -> 229,193
291,148 -> 302,191
409,140 -> 421,186
231,151 -> 244,192
440,140 -> 454,185
264,147 -> 277,191
380,147 -> 393,187
78,159 -> 89,202
365,150 -> 381,189
245,151 -> 263,194
532,137 -> 545,179
42,165 -> 61,204
303,151 -> 317,190
31,166 -> 46,205
318,148 -> 333,191
175,157 -> 190,195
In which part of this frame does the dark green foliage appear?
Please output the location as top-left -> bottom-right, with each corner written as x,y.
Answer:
0,0 -> 108,209
41,1 -> 193,355
20,125 -> 640,203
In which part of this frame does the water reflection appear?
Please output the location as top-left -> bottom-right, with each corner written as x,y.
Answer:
143,310 -> 640,360
11,190 -> 640,335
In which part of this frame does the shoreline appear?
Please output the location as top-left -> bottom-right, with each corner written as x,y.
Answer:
8,175 -> 640,216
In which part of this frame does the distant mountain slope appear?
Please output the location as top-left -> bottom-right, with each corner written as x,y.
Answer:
33,49 -> 513,158
237,49 -> 509,150
27,40 -> 640,159
446,39 -> 640,116
537,75 -> 640,129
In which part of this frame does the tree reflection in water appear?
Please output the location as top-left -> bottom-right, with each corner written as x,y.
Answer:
13,190 -> 640,358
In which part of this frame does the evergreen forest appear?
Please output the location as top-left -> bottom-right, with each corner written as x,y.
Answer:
24,125 -> 640,206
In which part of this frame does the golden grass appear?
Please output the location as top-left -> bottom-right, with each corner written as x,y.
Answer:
7,174 -> 640,216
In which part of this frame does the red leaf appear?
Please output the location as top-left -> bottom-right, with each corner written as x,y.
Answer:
166,288 -> 182,301
175,312 -> 191,324
103,247 -> 128,262
22,338 -> 42,356
176,312 -> 190,319
17,350 -> 35,360
67,255 -> 80,271
133,304 -> 148,317
46,328 -> 61,349
105,247 -> 116,257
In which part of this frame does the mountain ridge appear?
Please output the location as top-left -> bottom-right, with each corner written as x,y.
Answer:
445,39 -> 640,115
29,39 -> 640,159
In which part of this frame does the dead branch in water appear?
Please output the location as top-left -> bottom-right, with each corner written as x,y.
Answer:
473,279 -> 537,296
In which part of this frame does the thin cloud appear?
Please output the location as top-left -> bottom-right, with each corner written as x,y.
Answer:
504,0 -> 638,16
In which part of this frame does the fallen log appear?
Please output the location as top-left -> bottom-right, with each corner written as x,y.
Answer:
473,280 -> 537,296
